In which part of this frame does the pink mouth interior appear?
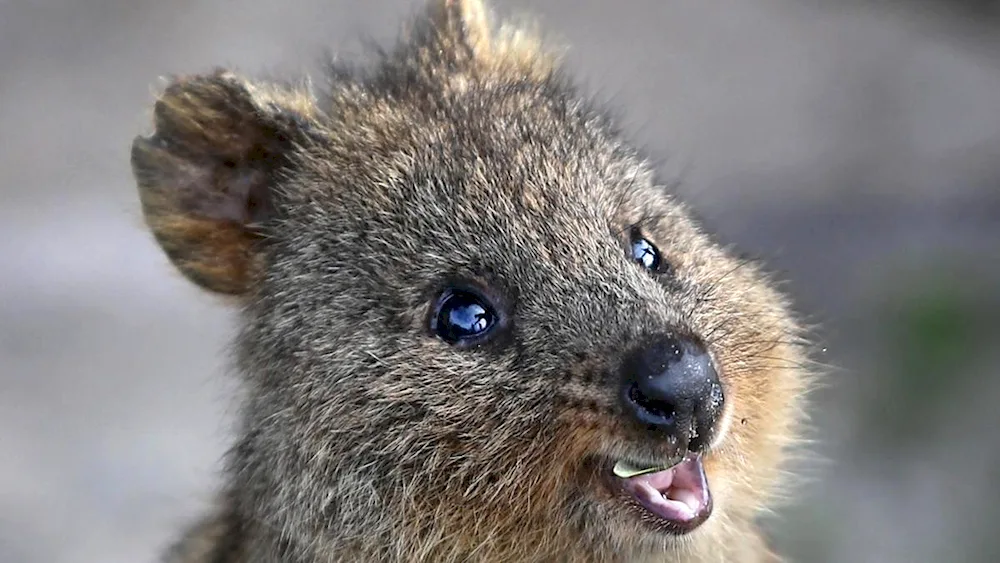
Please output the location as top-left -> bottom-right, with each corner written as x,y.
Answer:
617,455 -> 711,524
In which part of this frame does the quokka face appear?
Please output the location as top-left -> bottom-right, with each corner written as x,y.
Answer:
133,1 -> 810,561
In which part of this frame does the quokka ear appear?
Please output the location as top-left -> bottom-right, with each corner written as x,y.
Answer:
131,70 -> 317,296
425,0 -> 493,59
413,0 -> 554,79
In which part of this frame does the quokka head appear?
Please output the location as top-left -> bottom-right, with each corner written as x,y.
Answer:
132,0 -> 811,560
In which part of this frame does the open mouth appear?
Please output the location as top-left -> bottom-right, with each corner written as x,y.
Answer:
611,455 -> 713,533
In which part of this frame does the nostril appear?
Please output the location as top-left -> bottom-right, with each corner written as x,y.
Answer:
626,382 -> 677,424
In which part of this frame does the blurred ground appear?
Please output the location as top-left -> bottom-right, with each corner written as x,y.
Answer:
1,1 -> 998,562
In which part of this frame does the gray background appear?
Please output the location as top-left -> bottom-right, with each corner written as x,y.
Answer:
2,0 -> 999,561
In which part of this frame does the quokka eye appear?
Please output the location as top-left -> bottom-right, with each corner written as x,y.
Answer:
431,289 -> 499,346
630,232 -> 666,274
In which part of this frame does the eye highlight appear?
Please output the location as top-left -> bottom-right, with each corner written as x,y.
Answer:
431,288 -> 499,346
630,231 -> 665,273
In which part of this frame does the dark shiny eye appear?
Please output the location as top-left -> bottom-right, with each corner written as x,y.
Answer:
631,235 -> 662,272
432,289 -> 498,345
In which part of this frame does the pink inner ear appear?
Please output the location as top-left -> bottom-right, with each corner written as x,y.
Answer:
218,166 -> 272,226
177,160 -> 273,227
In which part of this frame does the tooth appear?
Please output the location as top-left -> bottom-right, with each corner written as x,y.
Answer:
612,460 -> 673,479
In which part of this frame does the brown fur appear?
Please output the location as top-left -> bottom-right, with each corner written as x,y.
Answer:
133,1 -> 813,562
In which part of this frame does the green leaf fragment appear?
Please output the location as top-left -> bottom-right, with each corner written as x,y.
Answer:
612,459 -> 675,479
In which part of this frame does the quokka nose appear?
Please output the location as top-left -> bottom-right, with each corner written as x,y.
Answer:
620,335 -> 725,452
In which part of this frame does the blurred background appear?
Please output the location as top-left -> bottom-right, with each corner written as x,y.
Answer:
1,0 -> 998,561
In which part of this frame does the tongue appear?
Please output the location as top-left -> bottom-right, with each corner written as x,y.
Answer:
617,455 -> 711,523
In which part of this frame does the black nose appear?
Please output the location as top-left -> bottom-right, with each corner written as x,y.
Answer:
620,335 -> 725,452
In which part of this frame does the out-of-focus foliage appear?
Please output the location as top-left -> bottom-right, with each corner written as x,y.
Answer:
866,270 -> 997,452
